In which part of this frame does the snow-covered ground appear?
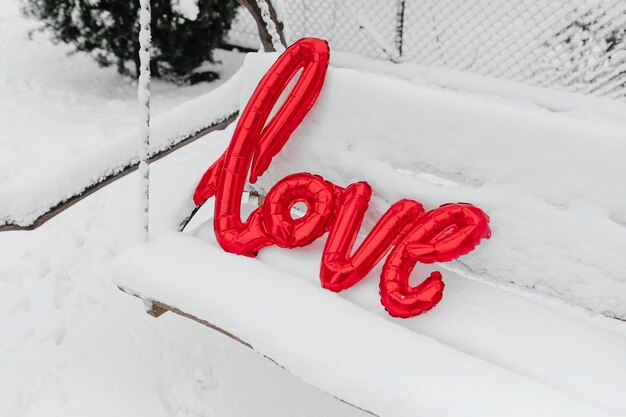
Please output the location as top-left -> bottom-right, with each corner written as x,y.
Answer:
114,53 -> 626,416
0,162 -> 365,417
0,1 -> 243,187
0,3 -> 364,415
2,1 -> 626,416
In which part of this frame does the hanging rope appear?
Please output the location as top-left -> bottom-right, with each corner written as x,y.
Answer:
255,0 -> 285,52
138,0 -> 151,240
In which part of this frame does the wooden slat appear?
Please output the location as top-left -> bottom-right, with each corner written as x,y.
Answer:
143,298 -> 253,349
119,287 -> 377,416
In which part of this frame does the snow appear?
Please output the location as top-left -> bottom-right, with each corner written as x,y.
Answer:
138,0 -> 152,238
1,5 -> 367,413
4,111 -> 623,415
269,0 -> 289,43
0,71 -> 239,227
114,228 -> 626,417
331,51 -> 626,126
172,0 -> 199,21
111,49 -> 626,417
3,1 -> 626,414
255,0 -> 285,51
0,1 -> 244,227
0,151 -> 365,417
236,52 -> 626,320
0,64 -> 242,227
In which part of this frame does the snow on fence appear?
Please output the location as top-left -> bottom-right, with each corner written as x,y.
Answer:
227,0 -> 626,101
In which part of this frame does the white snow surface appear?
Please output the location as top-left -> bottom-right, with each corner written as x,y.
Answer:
114,230 -> 626,417
3,2 -> 626,414
0,142 -> 367,417
255,0 -> 285,51
0,1 -> 243,227
235,52 -> 626,320
0,71 -> 239,227
138,0 -> 152,239
112,51 -> 626,417
171,0 -> 199,21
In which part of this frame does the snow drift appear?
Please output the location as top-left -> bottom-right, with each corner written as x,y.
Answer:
114,50 -> 626,417
235,52 -> 626,320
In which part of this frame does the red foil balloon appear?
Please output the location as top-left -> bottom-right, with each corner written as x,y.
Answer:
193,38 -> 330,208
320,182 -> 426,291
380,204 -> 491,318
320,183 -> 490,317
194,38 -> 330,256
262,173 -> 339,248
191,37 -> 492,318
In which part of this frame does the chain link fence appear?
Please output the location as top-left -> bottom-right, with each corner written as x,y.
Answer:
226,0 -> 626,101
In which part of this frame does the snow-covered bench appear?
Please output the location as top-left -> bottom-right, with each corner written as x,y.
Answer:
114,51 -> 626,417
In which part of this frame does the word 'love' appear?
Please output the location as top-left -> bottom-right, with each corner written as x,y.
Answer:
192,38 -> 491,318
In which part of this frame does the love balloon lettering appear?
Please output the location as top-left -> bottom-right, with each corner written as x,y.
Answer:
193,38 -> 491,318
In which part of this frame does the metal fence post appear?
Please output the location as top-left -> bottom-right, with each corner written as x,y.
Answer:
395,0 -> 406,59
